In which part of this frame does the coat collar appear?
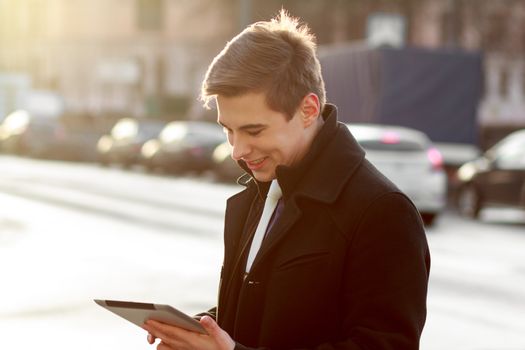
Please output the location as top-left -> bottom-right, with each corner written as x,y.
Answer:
238,104 -> 366,204
224,104 -> 367,280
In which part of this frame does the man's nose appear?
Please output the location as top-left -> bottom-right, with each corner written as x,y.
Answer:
231,137 -> 250,161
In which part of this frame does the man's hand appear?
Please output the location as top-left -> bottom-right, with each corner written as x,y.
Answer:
143,316 -> 235,350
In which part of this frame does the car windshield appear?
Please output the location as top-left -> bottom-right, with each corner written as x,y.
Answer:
139,123 -> 164,138
357,139 -> 425,151
347,124 -> 428,152
488,130 -> 525,169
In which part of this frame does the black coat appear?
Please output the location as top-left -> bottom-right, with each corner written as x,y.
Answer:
209,105 -> 430,350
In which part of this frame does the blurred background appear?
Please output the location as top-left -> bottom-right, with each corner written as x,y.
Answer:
0,1 -> 524,349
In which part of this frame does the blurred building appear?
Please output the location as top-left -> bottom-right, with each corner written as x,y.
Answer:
1,0 -> 525,141
410,0 -> 525,148
257,0 -> 525,148
0,0 -> 237,120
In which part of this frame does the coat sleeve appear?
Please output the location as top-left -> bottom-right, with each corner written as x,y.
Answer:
336,192 -> 431,349
234,192 -> 430,350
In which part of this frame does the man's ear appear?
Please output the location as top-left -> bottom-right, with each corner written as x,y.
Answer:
300,93 -> 320,128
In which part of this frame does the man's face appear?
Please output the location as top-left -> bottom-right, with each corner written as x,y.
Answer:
217,92 -> 310,182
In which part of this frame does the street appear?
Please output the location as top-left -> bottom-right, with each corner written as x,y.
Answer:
0,155 -> 524,350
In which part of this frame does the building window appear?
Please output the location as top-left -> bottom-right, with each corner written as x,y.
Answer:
137,0 -> 163,31
499,66 -> 508,98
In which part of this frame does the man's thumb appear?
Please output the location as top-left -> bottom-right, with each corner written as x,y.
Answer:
200,315 -> 219,335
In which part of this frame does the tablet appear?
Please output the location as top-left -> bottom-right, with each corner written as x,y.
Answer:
94,299 -> 207,334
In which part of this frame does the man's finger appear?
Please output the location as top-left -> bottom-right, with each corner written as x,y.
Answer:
143,323 -> 169,344
157,341 -> 174,350
144,321 -> 188,348
147,320 -> 190,338
199,316 -> 235,350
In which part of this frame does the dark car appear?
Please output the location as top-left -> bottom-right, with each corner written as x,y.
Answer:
97,118 -> 165,167
1,110 -> 46,155
456,129 -> 525,218
0,110 -> 101,161
140,120 -> 225,173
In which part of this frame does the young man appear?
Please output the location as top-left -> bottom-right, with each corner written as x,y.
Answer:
143,10 -> 430,350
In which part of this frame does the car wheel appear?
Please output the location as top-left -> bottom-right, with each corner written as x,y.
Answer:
98,155 -> 109,167
143,159 -> 155,172
457,184 -> 482,219
420,213 -> 436,226
121,160 -> 133,169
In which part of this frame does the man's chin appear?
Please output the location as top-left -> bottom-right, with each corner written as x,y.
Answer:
252,170 -> 276,183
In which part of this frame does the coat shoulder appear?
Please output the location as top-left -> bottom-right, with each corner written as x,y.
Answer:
327,158 -> 423,240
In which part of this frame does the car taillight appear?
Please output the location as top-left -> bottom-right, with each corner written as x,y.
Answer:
381,131 -> 400,144
427,147 -> 443,171
188,146 -> 204,157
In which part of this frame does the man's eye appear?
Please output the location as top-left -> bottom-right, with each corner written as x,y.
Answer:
247,130 -> 262,136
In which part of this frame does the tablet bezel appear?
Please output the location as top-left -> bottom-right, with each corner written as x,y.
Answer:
94,299 -> 207,335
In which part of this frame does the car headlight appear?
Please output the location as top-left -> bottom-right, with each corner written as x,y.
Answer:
457,162 -> 476,181
141,139 -> 160,158
97,135 -> 113,153
212,143 -> 232,163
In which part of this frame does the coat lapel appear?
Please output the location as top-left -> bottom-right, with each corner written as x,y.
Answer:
220,187 -> 256,305
224,190 -> 252,255
223,105 -> 366,277
247,198 -> 302,273
245,126 -> 365,273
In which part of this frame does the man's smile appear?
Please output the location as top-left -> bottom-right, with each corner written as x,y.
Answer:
245,157 -> 268,170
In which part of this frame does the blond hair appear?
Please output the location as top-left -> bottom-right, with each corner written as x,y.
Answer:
200,10 -> 326,119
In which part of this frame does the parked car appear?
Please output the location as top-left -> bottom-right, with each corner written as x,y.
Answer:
347,123 -> 447,226
97,118 -> 165,167
210,123 -> 446,225
0,109 -> 33,154
140,121 -> 225,173
0,109 -> 101,161
212,141 -> 244,181
456,128 -> 525,218
58,121 -> 104,162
